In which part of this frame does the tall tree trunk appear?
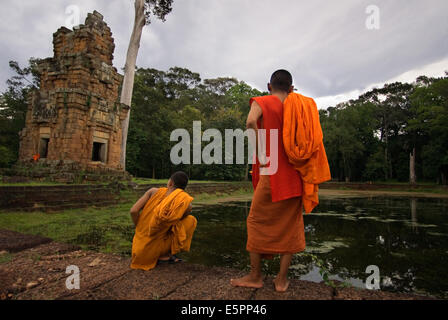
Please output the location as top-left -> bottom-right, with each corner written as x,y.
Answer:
382,111 -> 392,181
409,147 -> 417,185
384,123 -> 389,181
343,155 -> 350,182
120,0 -> 146,170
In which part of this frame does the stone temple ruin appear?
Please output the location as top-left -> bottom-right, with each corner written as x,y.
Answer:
15,11 -> 131,182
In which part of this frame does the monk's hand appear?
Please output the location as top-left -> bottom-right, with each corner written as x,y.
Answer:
182,203 -> 193,219
182,212 -> 191,220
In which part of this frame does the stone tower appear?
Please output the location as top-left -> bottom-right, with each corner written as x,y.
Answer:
18,11 -> 129,172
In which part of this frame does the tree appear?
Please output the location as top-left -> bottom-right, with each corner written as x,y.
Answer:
357,82 -> 414,181
120,0 -> 174,170
123,66 -> 264,181
409,76 -> 448,184
319,74 -> 448,184
0,59 -> 41,168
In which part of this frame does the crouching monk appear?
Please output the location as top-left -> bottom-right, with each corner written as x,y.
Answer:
231,70 -> 331,292
130,171 -> 197,270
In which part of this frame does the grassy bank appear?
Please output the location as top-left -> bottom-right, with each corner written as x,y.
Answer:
1,176 -> 446,195
1,184 -> 446,259
193,188 -> 252,205
0,180 -> 68,187
321,181 -> 448,194
0,177 -> 238,187
131,178 -> 229,185
0,188 -> 253,257
0,201 -> 136,255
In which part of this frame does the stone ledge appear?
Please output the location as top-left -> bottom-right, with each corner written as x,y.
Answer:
0,230 -> 436,301
0,182 -> 251,212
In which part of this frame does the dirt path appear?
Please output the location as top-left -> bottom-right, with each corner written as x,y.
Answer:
0,229 -> 435,300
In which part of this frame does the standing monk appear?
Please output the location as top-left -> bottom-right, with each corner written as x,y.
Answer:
230,70 -> 330,292
130,171 -> 197,270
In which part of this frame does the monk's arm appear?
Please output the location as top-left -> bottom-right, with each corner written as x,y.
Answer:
130,188 -> 157,227
246,100 -> 262,129
181,203 -> 193,220
246,100 -> 263,163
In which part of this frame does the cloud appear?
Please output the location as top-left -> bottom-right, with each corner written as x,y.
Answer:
0,0 -> 447,109
315,56 -> 448,109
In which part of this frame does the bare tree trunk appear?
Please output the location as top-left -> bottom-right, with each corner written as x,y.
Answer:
384,125 -> 389,181
409,147 -> 416,185
120,0 -> 146,170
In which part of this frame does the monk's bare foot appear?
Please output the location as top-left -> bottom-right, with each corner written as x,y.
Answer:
274,277 -> 290,292
158,255 -> 170,261
158,255 -> 183,264
230,274 -> 263,289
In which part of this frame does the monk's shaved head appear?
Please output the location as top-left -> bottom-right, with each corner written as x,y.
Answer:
170,171 -> 189,190
269,70 -> 293,93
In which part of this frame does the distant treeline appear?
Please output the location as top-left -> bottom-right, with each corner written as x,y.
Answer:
320,75 -> 448,184
1,59 -> 447,183
125,66 -> 263,181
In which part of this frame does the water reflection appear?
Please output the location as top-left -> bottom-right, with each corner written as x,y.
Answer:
410,198 -> 418,234
183,196 -> 448,298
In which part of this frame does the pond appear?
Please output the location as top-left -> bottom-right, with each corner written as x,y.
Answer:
180,196 -> 448,299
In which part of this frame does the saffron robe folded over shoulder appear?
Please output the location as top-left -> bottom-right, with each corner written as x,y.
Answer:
283,93 -> 331,214
131,188 -> 197,271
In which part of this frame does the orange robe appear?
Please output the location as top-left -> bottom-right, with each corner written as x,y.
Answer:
283,93 -> 331,213
131,188 -> 197,271
247,95 -> 305,258
247,175 -> 305,258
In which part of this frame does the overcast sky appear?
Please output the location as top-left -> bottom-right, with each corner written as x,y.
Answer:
0,0 -> 447,108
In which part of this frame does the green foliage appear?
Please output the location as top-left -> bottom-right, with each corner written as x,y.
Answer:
0,146 -> 17,168
363,147 -> 387,181
0,252 -> 13,264
302,252 -> 351,289
321,102 -> 378,181
322,74 -> 448,184
143,0 -> 174,25
0,187 -> 252,255
408,77 -> 448,183
125,67 -> 263,181
0,58 -> 42,168
1,56 -> 446,184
